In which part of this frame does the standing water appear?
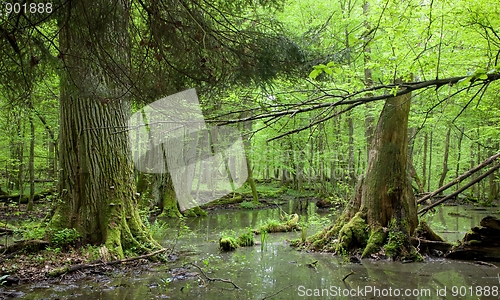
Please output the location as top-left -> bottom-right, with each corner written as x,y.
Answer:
13,203 -> 500,299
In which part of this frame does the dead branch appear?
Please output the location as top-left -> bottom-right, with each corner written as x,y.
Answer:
417,152 -> 500,204
418,163 -> 500,215
261,284 -> 292,300
0,188 -> 56,204
342,270 -> 355,281
47,248 -> 168,277
411,237 -> 453,253
187,262 -> 241,290
0,239 -> 49,255
215,74 -> 500,126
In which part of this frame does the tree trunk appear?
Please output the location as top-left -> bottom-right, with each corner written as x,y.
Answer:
241,99 -> 259,203
455,127 -> 464,190
306,82 -> 421,261
438,127 -> 451,191
49,0 -> 160,258
28,112 -> 35,211
427,131 -> 433,192
422,131 -> 428,191
363,1 -> 375,154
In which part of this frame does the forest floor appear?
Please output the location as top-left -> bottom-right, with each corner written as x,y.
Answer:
0,202 -> 173,291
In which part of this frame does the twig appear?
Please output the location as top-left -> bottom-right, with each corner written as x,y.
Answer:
261,284 -> 292,300
474,261 -> 498,268
342,270 -> 355,281
47,248 -> 168,277
187,263 -> 241,289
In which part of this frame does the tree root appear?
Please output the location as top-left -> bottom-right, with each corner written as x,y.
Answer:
47,248 -> 168,277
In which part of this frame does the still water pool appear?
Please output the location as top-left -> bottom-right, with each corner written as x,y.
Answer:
13,203 -> 500,299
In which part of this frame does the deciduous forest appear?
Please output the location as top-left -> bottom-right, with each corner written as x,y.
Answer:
0,0 -> 499,298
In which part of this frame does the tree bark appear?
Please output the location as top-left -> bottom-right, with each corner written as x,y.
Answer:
438,127 -> 451,191
49,0 -> 160,258
28,111 -> 35,211
422,131 -> 428,191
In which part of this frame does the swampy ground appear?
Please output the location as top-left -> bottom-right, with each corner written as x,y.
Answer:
2,199 -> 500,300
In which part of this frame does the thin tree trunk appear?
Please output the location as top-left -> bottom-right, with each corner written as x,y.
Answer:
455,127 -> 464,190
438,127 -> 451,191
417,152 -> 500,204
241,99 -> 259,203
422,131 -> 428,191
428,131 -> 433,192
28,112 -> 35,211
363,0 -> 374,154
348,113 -> 356,185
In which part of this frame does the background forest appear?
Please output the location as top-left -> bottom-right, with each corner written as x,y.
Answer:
1,0 -> 498,210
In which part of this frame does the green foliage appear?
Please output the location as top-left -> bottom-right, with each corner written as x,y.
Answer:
149,219 -> 170,240
219,228 -> 255,251
240,201 -> 259,209
82,245 -> 101,261
237,228 -> 255,247
48,228 -> 81,247
260,230 -> 268,252
17,221 -> 46,240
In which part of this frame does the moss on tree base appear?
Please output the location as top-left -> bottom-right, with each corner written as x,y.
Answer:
302,212 -> 423,262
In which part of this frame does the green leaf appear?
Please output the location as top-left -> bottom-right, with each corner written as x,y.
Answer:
309,69 -> 322,79
477,73 -> 488,80
458,76 -> 472,84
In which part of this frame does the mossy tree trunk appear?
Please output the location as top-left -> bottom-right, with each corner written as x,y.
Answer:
306,84 -> 420,261
49,0 -> 160,258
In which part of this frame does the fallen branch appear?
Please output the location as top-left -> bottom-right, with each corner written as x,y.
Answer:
47,248 -> 168,277
411,237 -> 453,253
0,188 -> 56,204
342,270 -> 355,281
187,262 -> 240,290
261,284 -> 292,300
417,152 -> 500,204
0,239 -> 49,255
418,163 -> 500,215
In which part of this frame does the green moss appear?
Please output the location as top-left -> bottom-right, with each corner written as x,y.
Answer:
240,201 -> 261,209
384,230 -> 405,258
219,237 -> 239,251
158,207 -> 182,218
255,214 -> 300,233
362,226 -> 387,258
304,214 -> 348,251
183,206 -> 207,217
335,212 -> 368,253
